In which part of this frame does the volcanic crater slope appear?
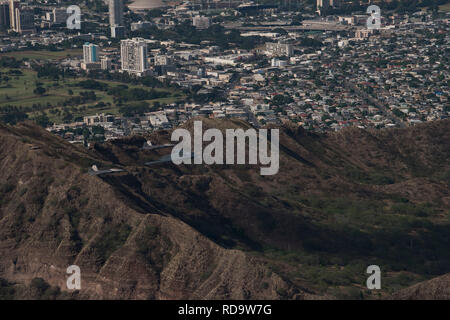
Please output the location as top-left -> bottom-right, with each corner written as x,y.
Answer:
0,121 -> 301,299
0,118 -> 449,299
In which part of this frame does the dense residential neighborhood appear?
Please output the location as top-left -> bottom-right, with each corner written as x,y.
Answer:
0,0 -> 448,143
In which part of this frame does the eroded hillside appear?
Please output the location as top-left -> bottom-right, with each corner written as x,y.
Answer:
0,122 -> 301,299
0,119 -> 449,299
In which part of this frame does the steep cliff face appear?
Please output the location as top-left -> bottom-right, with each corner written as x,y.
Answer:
0,122 -> 298,299
0,119 -> 449,299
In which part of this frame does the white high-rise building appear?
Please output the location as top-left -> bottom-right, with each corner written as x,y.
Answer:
101,57 -> 112,70
265,42 -> 294,57
83,42 -> 99,63
121,38 -> 148,76
8,1 -> 33,33
9,0 -> 18,31
109,0 -> 123,27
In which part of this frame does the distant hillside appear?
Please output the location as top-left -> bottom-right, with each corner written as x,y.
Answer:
0,119 -> 449,299
391,273 -> 450,300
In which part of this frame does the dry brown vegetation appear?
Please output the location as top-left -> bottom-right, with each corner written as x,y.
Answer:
0,118 -> 449,299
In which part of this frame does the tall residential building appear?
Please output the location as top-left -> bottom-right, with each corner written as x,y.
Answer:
53,7 -> 68,24
101,57 -> 111,70
8,0 -> 18,30
109,0 -> 124,38
109,0 -> 123,27
83,43 -> 99,63
0,2 -> 10,29
120,38 -> 148,76
15,7 -> 34,33
265,42 -> 294,57
317,0 -> 330,10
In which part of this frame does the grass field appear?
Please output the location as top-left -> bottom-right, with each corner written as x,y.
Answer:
0,67 -> 184,124
0,49 -> 83,61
